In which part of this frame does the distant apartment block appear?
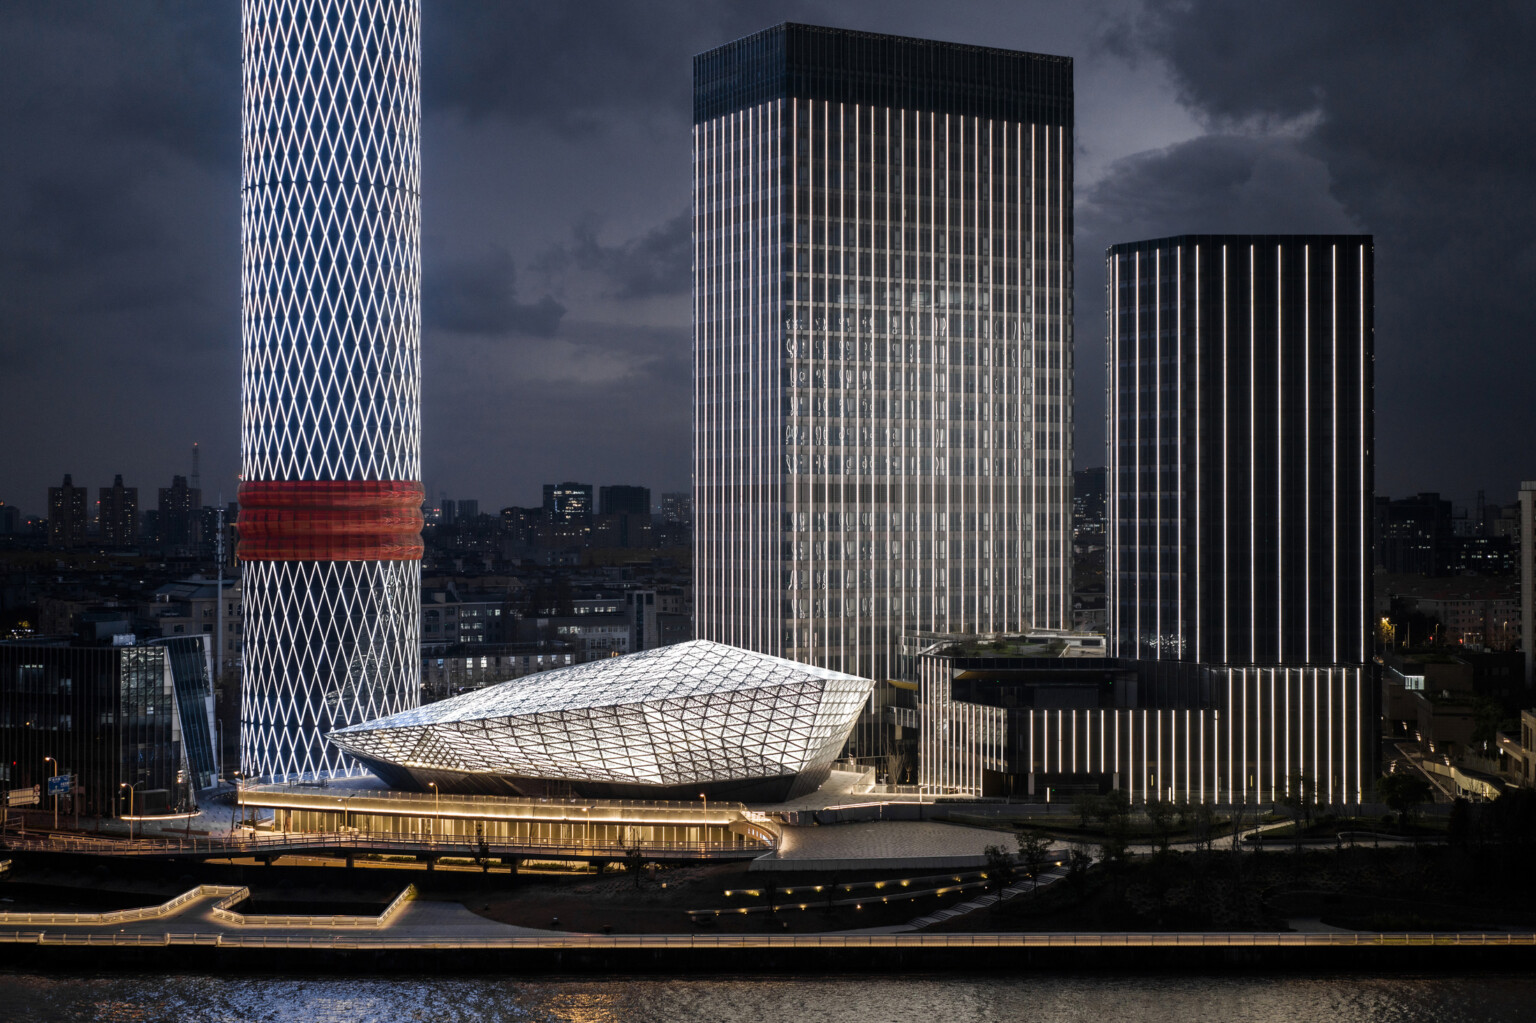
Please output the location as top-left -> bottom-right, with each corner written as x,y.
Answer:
47,474 -> 88,549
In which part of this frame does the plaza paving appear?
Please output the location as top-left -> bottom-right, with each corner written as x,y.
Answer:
758,820 -> 1015,872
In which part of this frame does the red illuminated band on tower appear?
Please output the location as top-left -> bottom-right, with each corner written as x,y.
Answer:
237,480 -> 424,562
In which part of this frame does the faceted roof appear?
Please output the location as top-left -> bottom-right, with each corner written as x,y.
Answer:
328,640 -> 874,788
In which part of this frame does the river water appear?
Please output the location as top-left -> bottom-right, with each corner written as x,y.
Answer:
0,974 -> 1528,1023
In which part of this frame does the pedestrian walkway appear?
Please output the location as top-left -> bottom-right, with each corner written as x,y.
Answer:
851,867 -> 1068,933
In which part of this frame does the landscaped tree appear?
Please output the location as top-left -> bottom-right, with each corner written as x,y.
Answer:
1229,801 -> 1247,852
1016,828 -> 1052,891
1147,798 -> 1176,855
1378,772 -> 1434,830
1281,771 -> 1312,851
1064,843 -> 1093,901
1072,791 -> 1102,831
1095,788 -> 1131,829
1190,801 -> 1217,854
983,844 -> 1017,914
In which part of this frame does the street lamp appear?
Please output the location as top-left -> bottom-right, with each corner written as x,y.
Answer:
427,782 -> 438,843
44,756 -> 58,830
232,771 -> 245,833
119,782 -> 142,841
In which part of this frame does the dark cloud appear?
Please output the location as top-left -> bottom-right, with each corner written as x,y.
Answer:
1087,0 -> 1536,501
0,2 -> 234,171
1080,133 -> 1357,241
3,1 -> 1532,514
420,320 -> 692,508
561,212 -> 693,300
424,246 -> 566,338
424,2 -> 819,132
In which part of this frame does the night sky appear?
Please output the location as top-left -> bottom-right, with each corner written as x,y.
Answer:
2,1 -> 1533,516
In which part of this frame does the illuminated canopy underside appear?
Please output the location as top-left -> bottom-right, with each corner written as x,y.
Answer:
329,640 -> 875,801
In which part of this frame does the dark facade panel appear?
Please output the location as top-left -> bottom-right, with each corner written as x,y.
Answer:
695,22 -> 1072,126
1106,235 -> 1374,668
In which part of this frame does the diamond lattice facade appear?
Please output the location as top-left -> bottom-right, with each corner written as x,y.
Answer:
239,0 -> 423,781
693,26 -> 1074,750
329,640 -> 876,801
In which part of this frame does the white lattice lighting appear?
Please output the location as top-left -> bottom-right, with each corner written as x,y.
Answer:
329,640 -> 876,800
239,0 -> 423,782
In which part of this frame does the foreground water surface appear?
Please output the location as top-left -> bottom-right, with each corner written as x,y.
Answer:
0,974 -> 1529,1023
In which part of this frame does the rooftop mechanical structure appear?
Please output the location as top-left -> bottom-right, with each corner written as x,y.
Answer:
239,0 -> 423,780
329,640 -> 876,801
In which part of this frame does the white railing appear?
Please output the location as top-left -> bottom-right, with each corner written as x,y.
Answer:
0,884 -> 243,927
210,885 -> 416,929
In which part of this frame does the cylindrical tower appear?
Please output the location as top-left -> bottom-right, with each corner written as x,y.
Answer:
239,0 -> 422,781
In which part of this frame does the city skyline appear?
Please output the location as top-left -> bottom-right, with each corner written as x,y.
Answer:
3,3 -> 1533,513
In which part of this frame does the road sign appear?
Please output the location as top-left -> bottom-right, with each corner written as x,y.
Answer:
6,786 -> 40,807
46,775 -> 72,797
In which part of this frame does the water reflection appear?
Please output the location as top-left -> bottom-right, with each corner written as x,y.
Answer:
0,974 -> 1525,1023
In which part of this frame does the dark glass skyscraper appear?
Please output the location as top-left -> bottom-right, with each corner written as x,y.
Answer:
1106,235 -> 1375,804
693,24 -> 1075,694
1108,235 -> 1374,665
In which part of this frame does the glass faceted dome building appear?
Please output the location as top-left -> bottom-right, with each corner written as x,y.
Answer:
329,640 -> 875,801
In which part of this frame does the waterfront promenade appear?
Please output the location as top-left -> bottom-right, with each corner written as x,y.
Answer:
2,882 -> 1531,952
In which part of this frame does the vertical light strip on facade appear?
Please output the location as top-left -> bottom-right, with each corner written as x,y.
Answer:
1360,244 -> 1368,665
1331,244 -> 1339,663
1248,244 -> 1256,665
1277,245 -> 1284,662
1194,246 -> 1201,660
1221,245 -> 1229,665
1133,251 -> 1141,654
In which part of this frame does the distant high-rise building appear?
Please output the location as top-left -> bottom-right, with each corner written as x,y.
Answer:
694,24 -> 1075,693
456,499 -> 478,522
157,475 -> 202,552
238,0 -> 423,780
499,505 -> 546,546
1072,466 -> 1106,547
599,485 -> 650,517
543,482 -> 594,545
660,491 -> 692,526
1106,234 -> 1375,803
0,502 -> 20,535
47,474 -> 88,549
543,482 -> 594,520
596,485 -> 652,549
1520,481 -> 1536,689
1376,492 -> 1454,576
99,475 -> 139,547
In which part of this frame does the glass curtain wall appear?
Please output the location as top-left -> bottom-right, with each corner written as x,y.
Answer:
695,28 -> 1073,726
